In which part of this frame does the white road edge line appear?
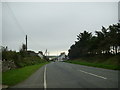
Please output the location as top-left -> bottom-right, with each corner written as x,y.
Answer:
44,65 -> 47,89
78,70 -> 107,79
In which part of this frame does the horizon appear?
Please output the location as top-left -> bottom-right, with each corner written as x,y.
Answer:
2,2 -> 118,56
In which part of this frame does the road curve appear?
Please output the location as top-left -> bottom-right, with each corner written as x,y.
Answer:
12,62 -> 118,88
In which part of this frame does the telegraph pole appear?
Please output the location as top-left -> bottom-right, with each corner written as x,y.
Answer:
26,35 -> 27,51
44,49 -> 47,56
48,52 -> 49,57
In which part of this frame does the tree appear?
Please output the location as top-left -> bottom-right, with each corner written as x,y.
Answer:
68,31 -> 92,59
95,26 -> 110,54
19,44 -> 27,57
68,23 -> 120,60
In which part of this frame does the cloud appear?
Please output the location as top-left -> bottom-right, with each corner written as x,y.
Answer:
2,2 -> 118,55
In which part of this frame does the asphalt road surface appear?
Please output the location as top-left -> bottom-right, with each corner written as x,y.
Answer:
12,62 -> 118,88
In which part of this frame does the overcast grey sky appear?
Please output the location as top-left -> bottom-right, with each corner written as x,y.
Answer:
2,2 -> 118,55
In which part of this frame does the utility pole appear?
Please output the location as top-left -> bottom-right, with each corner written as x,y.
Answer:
26,35 -> 27,51
48,52 -> 49,57
44,49 -> 47,56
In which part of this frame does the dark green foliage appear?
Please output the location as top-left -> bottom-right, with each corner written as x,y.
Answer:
14,56 -> 45,67
68,23 -> 120,60
2,46 -> 18,61
2,44 -> 46,68
68,31 -> 92,59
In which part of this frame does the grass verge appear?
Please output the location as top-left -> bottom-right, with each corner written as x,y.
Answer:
2,62 -> 49,86
65,60 -> 120,70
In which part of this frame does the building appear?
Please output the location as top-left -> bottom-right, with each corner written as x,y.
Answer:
58,52 -> 67,61
38,51 -> 44,59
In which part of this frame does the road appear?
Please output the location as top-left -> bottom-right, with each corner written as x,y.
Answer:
12,62 -> 118,88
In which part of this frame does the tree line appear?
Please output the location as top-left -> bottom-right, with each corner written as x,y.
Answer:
68,23 -> 120,59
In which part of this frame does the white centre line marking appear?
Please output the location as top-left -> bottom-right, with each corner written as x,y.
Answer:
44,65 -> 47,89
78,70 -> 107,79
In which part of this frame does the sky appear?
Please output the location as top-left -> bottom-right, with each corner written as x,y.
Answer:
2,2 -> 118,55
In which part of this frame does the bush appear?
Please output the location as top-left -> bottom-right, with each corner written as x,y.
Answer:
1,46 -> 46,69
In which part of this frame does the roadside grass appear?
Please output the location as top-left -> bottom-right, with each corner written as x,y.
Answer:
0,72 -> 2,84
65,60 -> 120,70
2,62 -> 49,86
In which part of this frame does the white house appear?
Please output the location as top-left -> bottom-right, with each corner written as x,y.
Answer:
58,52 -> 66,61
38,51 -> 44,59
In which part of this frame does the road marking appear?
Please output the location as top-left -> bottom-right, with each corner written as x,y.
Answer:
44,65 -> 47,89
78,70 -> 107,79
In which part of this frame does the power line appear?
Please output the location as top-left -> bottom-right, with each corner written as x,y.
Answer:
5,2 -> 26,35
4,3 -> 41,45
5,3 -> 35,43
4,3 -> 42,52
5,3 -> 30,50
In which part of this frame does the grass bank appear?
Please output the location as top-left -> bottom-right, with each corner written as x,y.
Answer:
65,55 -> 120,70
2,62 -> 48,86
66,60 -> 119,70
